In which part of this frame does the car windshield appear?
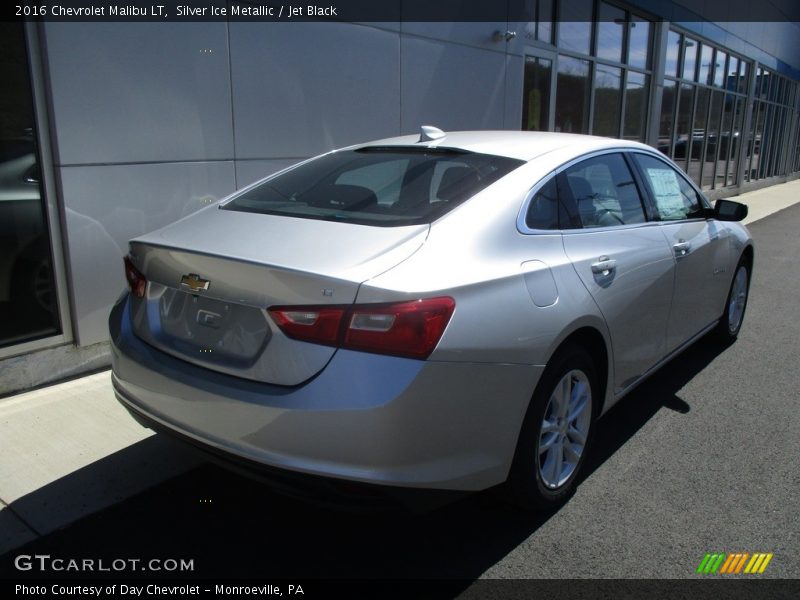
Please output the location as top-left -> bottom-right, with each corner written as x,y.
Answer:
222,147 -> 524,226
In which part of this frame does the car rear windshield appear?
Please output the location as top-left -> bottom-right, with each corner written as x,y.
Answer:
222,147 -> 524,226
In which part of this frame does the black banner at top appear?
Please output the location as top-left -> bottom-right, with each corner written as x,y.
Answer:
6,0 -> 800,22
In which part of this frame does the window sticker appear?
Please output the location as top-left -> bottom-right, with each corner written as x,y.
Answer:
646,167 -> 685,218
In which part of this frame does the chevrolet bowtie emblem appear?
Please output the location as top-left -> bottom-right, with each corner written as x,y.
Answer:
180,273 -> 210,292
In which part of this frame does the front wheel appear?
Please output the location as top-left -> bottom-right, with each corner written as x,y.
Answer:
712,258 -> 750,343
505,344 -> 598,510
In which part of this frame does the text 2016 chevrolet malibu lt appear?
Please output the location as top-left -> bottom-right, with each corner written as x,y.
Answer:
110,128 -> 753,509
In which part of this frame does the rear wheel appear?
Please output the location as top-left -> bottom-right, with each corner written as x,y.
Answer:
505,344 -> 598,510
712,257 -> 750,343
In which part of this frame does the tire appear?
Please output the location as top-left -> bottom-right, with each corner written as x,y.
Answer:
711,257 -> 750,344
505,344 -> 599,510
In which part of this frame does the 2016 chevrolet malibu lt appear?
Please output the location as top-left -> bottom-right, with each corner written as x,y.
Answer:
109,128 -> 752,509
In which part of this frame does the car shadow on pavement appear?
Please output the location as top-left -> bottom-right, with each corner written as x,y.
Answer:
1,337 -> 730,585
577,335 -> 730,485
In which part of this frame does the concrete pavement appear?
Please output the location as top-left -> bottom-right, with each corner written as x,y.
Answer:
0,373 -> 200,555
740,179 -> 800,225
0,178 -> 798,558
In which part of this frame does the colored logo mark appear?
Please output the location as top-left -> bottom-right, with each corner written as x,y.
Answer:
696,552 -> 773,574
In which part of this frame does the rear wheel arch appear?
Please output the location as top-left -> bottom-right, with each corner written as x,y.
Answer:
505,332 -> 608,509
546,326 -> 610,414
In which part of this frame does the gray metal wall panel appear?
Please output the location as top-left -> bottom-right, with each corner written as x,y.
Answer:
401,22 -> 508,51
400,36 -> 507,132
503,54 -> 524,130
43,23 -> 234,165
59,161 -> 235,345
228,22 -> 401,159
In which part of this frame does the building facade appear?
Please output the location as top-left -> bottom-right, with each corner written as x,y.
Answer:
1,1 -> 799,392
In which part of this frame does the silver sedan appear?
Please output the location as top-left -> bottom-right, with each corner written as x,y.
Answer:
109,128 -> 753,509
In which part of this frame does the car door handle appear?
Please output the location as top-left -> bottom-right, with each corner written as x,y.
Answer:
673,241 -> 692,257
591,258 -> 617,275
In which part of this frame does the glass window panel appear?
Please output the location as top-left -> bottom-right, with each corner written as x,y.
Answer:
0,22 -> 61,347
688,86 -> 710,186
752,100 -> 767,179
759,105 -> 774,178
593,65 -> 622,137
666,31 -> 681,78
716,92 -> 734,185
713,51 -> 726,87
744,99 -> 758,182
703,91 -> 723,189
596,2 -> 625,63
726,96 -> 745,186
627,17 -> 651,70
633,154 -> 704,221
537,0 -> 555,44
682,37 -> 698,80
558,0 -> 593,55
767,75 -> 778,102
773,107 -> 785,176
522,56 -> 552,131
698,44 -> 713,86
674,83 -> 694,168
792,128 -> 800,171
726,56 -> 739,92
558,23 -> 592,55
538,21 -> 553,44
555,56 -> 591,133
761,69 -> 771,99
227,150 -> 523,225
562,153 -> 646,228
623,72 -> 648,142
767,107 -> 784,177
758,109 -> 768,180
526,177 -> 560,230
658,79 -> 677,156
737,60 -> 749,95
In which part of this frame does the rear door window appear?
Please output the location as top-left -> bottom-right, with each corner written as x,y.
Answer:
559,153 -> 647,228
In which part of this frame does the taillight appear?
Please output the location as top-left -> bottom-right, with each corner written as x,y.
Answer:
343,297 -> 455,359
123,255 -> 147,298
268,297 -> 455,360
267,306 -> 346,346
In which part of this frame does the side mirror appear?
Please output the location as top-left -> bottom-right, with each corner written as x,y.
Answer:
714,199 -> 748,222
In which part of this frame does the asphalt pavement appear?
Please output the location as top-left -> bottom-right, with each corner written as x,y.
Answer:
1,191 -> 799,588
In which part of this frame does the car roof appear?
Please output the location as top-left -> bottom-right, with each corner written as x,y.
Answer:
356,130 -> 653,162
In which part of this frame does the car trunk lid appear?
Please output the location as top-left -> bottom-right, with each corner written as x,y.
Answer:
127,207 -> 428,385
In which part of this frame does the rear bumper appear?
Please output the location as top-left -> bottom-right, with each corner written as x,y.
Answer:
110,294 -> 543,491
